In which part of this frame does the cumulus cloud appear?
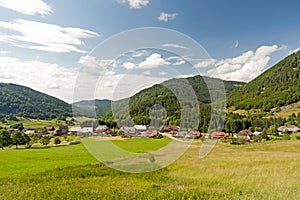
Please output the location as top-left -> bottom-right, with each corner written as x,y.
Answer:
120,0 -> 149,9
122,62 -> 135,69
193,59 -> 217,68
289,47 -> 300,54
167,56 -> 186,66
158,12 -> 177,22
198,45 -> 281,82
138,53 -> 170,69
162,43 -> 187,49
0,56 -> 77,102
0,19 -> 99,53
0,0 -> 52,16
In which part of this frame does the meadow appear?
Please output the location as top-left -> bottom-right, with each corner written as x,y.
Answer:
0,139 -> 299,199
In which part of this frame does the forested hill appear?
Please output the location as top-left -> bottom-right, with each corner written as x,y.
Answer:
74,76 -> 245,119
127,75 -> 244,125
0,83 -> 71,119
227,51 -> 300,111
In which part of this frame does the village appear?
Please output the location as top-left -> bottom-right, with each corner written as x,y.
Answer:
5,122 -> 300,146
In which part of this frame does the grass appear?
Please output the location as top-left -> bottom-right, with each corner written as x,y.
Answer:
111,137 -> 172,153
1,117 -> 67,129
274,102 -> 300,118
0,139 -> 299,199
0,144 -> 97,178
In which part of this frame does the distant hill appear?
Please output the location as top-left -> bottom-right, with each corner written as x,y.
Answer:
73,75 -> 244,118
72,99 -> 112,118
0,83 -> 71,119
227,51 -> 300,111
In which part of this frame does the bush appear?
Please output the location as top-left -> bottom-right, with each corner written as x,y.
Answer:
295,135 -> 300,140
253,135 -> 262,142
230,137 -> 247,145
68,141 -> 80,145
283,134 -> 291,140
156,134 -> 163,139
54,137 -> 61,145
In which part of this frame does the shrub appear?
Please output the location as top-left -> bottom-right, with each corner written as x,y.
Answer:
230,137 -> 247,145
283,134 -> 291,140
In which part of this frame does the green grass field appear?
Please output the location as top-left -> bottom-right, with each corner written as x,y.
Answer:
0,139 -> 299,199
1,117 -> 67,129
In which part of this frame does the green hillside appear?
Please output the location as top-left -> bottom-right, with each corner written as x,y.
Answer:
0,83 -> 71,120
72,99 -> 111,118
122,75 -> 244,129
228,51 -> 300,111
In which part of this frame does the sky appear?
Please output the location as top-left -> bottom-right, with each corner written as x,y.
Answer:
0,0 -> 300,103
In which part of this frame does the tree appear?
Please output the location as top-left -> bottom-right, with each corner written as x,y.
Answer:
23,133 -> 31,148
28,133 -> 40,147
54,137 -> 61,146
268,125 -> 278,136
12,131 -> 25,149
261,128 -> 268,140
40,135 -> 51,146
0,130 -> 12,150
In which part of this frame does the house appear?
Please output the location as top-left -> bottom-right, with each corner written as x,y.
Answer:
141,128 -> 158,138
159,125 -> 180,132
95,125 -> 109,133
134,125 -> 147,133
81,127 -> 93,133
174,132 -> 184,138
253,131 -> 262,136
7,128 -> 19,134
23,129 -> 36,135
211,132 -> 226,139
192,131 -> 204,138
120,126 -> 137,136
68,126 -> 82,135
46,126 -> 55,132
238,130 -> 253,137
55,126 -> 69,136
277,125 -> 300,134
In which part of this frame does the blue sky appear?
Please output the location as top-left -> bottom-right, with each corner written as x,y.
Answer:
0,0 -> 299,102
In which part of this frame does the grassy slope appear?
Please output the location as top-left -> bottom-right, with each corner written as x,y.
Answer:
275,102 -> 300,118
0,140 -> 299,199
0,118 -> 67,129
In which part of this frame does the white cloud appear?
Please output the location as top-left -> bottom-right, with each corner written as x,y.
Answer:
0,50 -> 9,54
167,56 -> 186,66
132,50 -> 148,58
173,60 -> 185,66
158,12 -> 177,22
138,53 -> 170,69
143,70 -> 151,75
159,71 -> 168,76
0,19 -> 99,53
162,43 -> 187,49
122,62 -> 135,69
78,55 -> 114,68
289,47 -> 300,54
202,45 -> 281,82
120,0 -> 149,9
0,0 -> 52,16
194,59 -> 217,68
0,56 -> 77,102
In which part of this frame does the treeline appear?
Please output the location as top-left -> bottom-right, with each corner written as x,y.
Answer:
0,83 -> 72,120
228,51 -> 300,111
0,128 -> 61,150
